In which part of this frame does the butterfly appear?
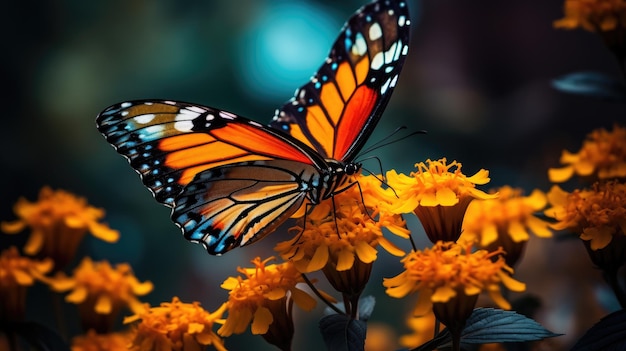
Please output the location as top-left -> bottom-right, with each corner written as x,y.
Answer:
96,0 -> 411,255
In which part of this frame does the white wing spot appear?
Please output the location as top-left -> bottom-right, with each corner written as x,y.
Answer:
385,42 -> 398,63
398,15 -> 406,27
205,113 -> 215,121
219,111 -> 237,119
390,75 -> 398,88
174,120 -> 194,132
352,33 -> 367,56
187,106 -> 206,113
371,52 -> 384,70
121,102 -> 132,108
176,110 -> 200,120
402,44 -> 409,56
369,23 -> 382,41
134,114 -> 155,124
381,77 -> 391,94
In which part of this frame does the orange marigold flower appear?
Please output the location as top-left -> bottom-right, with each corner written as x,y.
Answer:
545,182 -> 626,269
1,187 -> 119,270
46,257 -> 153,333
275,174 -> 406,300
0,246 -> 53,322
219,257 -> 316,350
124,296 -> 227,351
545,182 -> 626,250
386,158 -> 496,243
71,330 -> 132,351
549,125 -> 626,183
460,186 -> 553,266
384,242 -> 525,349
383,241 -> 525,313
554,0 -> 626,32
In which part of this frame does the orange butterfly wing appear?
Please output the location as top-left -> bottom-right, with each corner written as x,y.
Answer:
271,0 -> 411,161
97,101 -> 326,207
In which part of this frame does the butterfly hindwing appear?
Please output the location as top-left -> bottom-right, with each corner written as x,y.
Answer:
96,100 -> 325,207
270,0 -> 411,161
172,160 -> 319,254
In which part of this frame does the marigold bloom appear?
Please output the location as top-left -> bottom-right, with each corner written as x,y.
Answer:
46,257 -> 153,333
219,257 -> 316,350
554,0 -> 626,32
124,297 -> 227,351
275,174 -> 406,300
384,242 -> 525,349
1,187 -> 119,270
386,159 -> 496,243
460,186 -> 553,266
383,241 -> 525,314
71,330 -> 132,351
545,182 -> 626,268
549,125 -> 626,183
0,246 -> 53,322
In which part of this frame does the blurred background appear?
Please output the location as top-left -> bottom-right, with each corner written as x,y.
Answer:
1,0 -> 624,349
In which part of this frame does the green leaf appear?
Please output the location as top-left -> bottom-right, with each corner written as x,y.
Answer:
461,308 -> 562,344
552,71 -> 626,101
571,309 -> 626,351
319,314 -> 367,351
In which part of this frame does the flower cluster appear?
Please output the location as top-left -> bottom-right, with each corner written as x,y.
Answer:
125,297 -> 227,351
1,187 -> 119,270
461,186 -> 552,266
554,0 -> 626,32
276,174 -> 406,305
549,125 -> 626,183
219,257 -> 317,351
0,246 -> 53,322
46,257 -> 153,332
386,158 -> 496,243
383,241 -> 525,313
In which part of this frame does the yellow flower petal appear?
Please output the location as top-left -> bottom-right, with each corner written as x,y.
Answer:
548,166 -> 574,183
0,220 -> 25,234
66,286 -> 88,304
336,249 -> 355,271
307,245 -> 329,272
291,287 -> 316,312
431,286 -> 456,303
95,295 -> 112,314
251,306 -> 273,335
23,230 -> 44,255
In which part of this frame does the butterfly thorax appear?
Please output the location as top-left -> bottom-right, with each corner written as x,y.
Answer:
308,159 -> 361,204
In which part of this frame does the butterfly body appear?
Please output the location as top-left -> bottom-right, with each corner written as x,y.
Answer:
96,0 -> 410,255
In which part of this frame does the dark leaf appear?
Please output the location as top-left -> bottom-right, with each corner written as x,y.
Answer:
552,71 -> 626,101
319,314 -> 367,351
571,309 -> 626,351
1,321 -> 70,351
461,308 -> 561,344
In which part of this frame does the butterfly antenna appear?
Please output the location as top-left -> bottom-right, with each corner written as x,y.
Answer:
360,165 -> 399,198
359,127 -> 427,157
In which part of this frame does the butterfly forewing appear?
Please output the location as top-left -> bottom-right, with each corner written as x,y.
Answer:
271,0 -> 411,161
96,100 -> 325,207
